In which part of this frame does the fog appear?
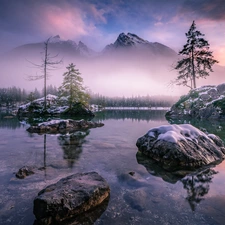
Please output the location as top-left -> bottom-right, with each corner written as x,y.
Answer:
0,42 -> 224,97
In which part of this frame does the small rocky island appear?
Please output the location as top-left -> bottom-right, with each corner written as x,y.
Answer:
27,119 -> 104,134
136,124 -> 225,172
33,172 -> 110,225
17,94 -> 94,118
166,83 -> 225,119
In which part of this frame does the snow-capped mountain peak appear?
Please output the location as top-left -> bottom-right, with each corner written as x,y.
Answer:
115,33 -> 149,47
102,32 -> 177,58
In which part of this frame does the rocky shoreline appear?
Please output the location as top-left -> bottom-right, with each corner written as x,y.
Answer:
166,83 -> 225,120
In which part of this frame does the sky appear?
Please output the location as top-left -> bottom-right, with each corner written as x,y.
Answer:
0,0 -> 225,66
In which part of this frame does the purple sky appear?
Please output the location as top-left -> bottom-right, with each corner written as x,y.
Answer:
0,0 -> 225,65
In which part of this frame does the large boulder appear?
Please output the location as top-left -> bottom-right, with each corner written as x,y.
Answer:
166,84 -> 225,120
33,172 -> 110,225
27,119 -> 104,134
136,124 -> 225,171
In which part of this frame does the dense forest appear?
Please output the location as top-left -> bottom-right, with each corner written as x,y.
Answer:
0,85 -> 58,107
89,93 -> 178,108
0,86 -> 178,108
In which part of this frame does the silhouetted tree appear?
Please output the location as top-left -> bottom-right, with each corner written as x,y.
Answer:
173,21 -> 218,89
28,37 -> 62,110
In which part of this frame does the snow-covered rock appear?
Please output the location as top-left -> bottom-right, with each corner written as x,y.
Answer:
166,83 -> 225,120
136,124 -> 225,171
17,94 -> 94,118
27,119 -> 104,134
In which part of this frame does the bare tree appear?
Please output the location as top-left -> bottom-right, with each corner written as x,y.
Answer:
28,37 -> 62,110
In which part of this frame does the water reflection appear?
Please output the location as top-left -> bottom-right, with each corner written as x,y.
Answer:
181,168 -> 218,211
137,151 -> 219,211
58,131 -> 89,168
0,112 -> 21,129
94,109 -> 166,122
43,134 -> 47,177
33,196 -> 109,225
136,151 -> 185,184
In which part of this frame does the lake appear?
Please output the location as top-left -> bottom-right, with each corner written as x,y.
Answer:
0,109 -> 225,225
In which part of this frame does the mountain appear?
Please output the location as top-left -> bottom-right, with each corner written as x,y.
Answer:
4,35 -> 97,60
102,32 -> 177,58
3,33 -> 176,61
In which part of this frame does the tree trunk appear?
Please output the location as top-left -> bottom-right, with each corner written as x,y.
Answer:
191,47 -> 196,88
44,41 -> 48,111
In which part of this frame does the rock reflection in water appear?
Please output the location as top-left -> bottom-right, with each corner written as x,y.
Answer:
33,196 -> 109,225
58,131 -> 89,168
136,151 -> 185,184
137,151 -> 218,211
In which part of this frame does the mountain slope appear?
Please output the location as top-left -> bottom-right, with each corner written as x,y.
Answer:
4,35 -> 96,60
102,32 -> 177,58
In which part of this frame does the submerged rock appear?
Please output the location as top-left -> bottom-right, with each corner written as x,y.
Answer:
15,166 -> 35,179
136,124 -> 225,171
33,172 -> 110,225
123,188 -> 148,212
165,84 -> 225,120
27,119 -> 104,134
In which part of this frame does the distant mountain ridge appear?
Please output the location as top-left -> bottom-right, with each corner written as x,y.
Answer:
6,35 -> 97,59
4,33 -> 177,60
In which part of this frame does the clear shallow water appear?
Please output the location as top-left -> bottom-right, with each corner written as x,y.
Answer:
0,110 -> 225,225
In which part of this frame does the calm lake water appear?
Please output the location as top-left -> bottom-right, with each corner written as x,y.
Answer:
1,109 -> 225,225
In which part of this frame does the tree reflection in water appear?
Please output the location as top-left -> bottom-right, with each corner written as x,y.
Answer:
58,130 -> 89,168
181,168 -> 218,211
137,152 -> 219,211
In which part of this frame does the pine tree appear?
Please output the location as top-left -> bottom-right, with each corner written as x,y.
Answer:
174,21 -> 218,89
27,92 -> 35,103
59,63 -> 90,109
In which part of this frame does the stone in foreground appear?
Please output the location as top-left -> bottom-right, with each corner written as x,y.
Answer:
136,124 -> 225,171
27,119 -> 104,134
33,172 -> 110,225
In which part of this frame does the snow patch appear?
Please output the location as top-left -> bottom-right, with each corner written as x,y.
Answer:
147,124 -> 210,144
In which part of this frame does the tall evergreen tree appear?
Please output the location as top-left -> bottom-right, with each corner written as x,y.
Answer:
59,63 -> 90,109
174,21 -> 218,89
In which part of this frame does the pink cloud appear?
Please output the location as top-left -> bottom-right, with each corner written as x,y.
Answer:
33,2 -> 108,41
